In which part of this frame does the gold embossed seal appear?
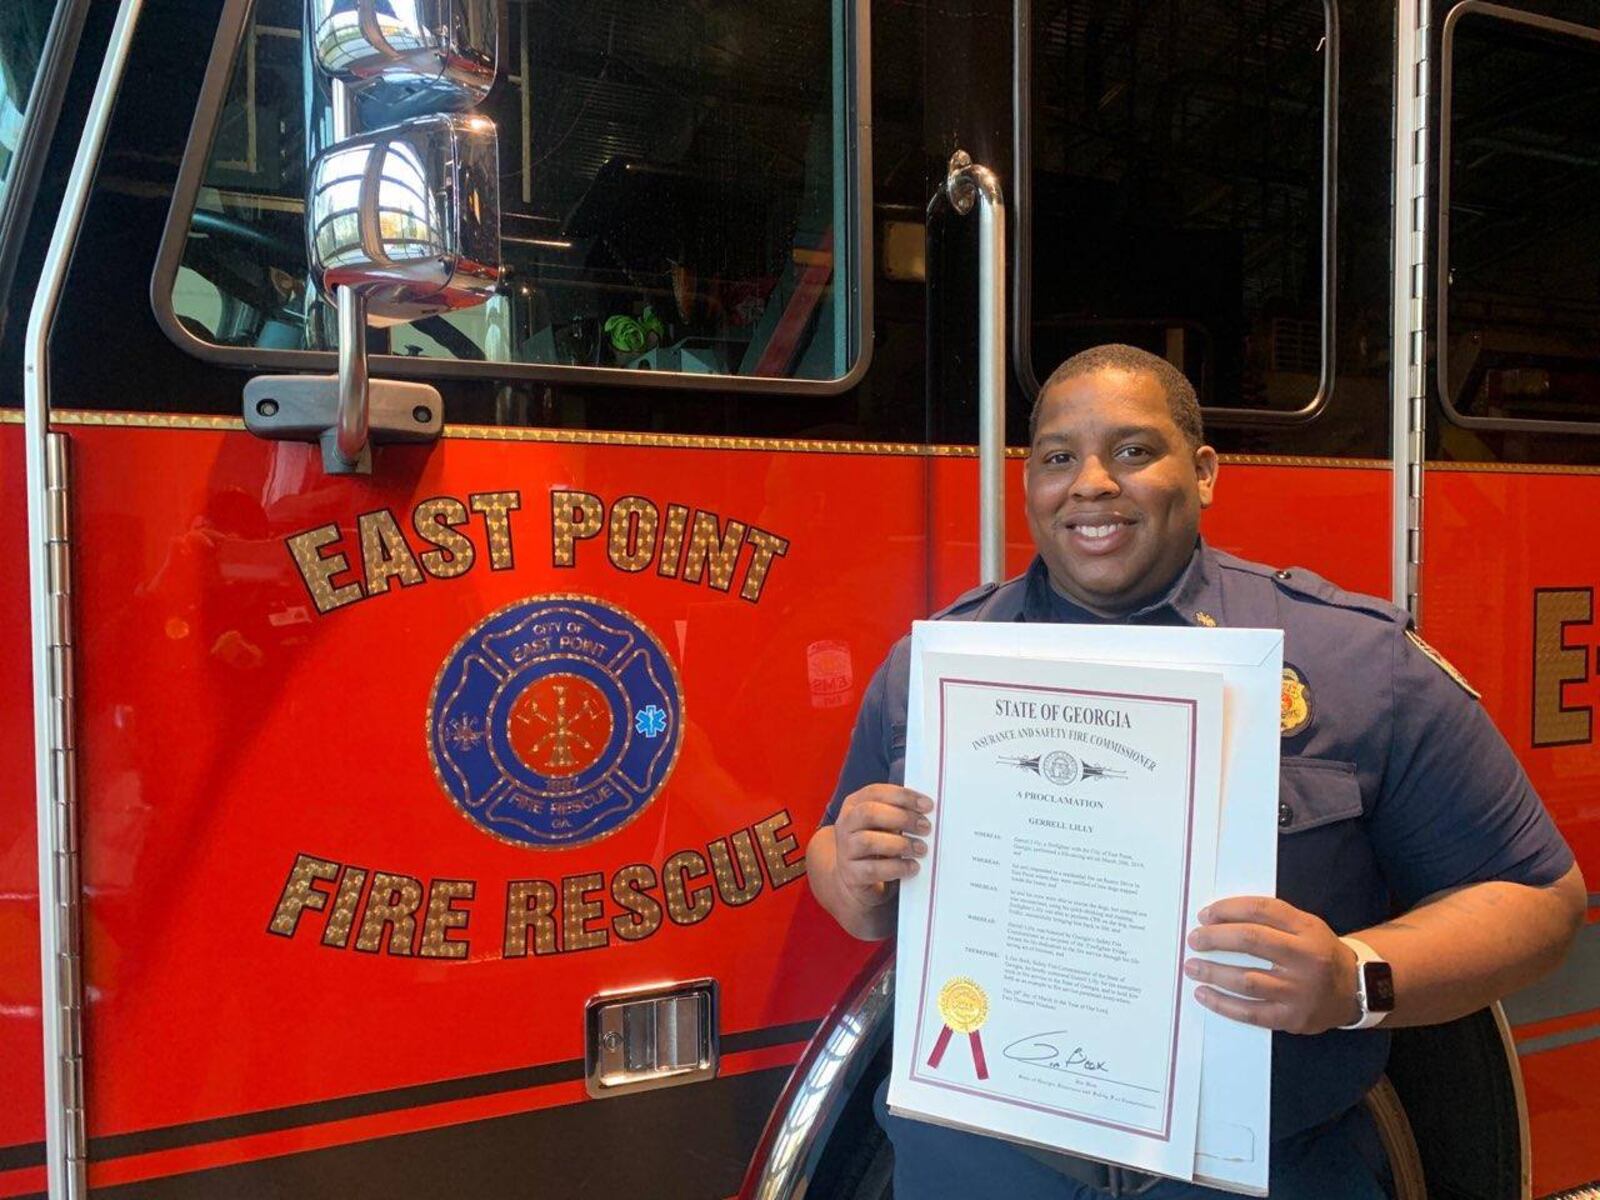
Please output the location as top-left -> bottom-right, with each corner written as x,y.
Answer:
928,977 -> 991,1079
938,977 -> 989,1033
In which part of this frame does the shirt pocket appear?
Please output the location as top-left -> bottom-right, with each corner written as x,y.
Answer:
1278,757 -> 1364,835
1276,757 -> 1373,926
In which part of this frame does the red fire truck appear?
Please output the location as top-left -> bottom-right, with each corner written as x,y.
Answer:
2,0 -> 1597,1196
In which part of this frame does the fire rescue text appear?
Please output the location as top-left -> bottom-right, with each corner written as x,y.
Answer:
267,809 -> 807,957
285,490 -> 789,614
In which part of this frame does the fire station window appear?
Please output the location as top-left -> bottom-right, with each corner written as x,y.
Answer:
1439,9 -> 1600,423
0,0 -> 60,212
1024,0 -> 1330,412
169,0 -> 858,384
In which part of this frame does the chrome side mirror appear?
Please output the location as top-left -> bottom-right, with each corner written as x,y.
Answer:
308,114 -> 500,320
308,0 -> 496,113
246,113 -> 501,473
244,0 -> 502,474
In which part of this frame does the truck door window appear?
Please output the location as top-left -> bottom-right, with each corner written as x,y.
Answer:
166,0 -> 862,385
0,0 -> 61,211
1023,0 -> 1333,415
1437,7 -> 1600,428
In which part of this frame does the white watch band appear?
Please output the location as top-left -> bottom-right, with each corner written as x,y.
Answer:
1337,936 -> 1390,1030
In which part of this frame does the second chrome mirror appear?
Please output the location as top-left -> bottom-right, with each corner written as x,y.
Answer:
307,0 -> 497,114
307,112 -> 500,322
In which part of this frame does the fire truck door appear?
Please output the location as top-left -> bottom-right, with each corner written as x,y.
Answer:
1401,6 -> 1600,1198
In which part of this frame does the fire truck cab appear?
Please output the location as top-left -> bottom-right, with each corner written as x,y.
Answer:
2,0 -> 1598,1197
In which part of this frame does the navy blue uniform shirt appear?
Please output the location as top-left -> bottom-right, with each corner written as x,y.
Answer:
823,542 -> 1574,1141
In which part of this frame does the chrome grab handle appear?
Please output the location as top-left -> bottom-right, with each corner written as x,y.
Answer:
944,150 -> 1007,586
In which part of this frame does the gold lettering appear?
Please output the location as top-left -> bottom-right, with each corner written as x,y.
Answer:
662,850 -> 714,925
610,865 -> 663,941
708,831 -> 764,906
504,879 -> 559,957
413,498 -> 476,579
469,491 -> 522,569
359,509 -> 425,596
321,866 -> 368,948
682,511 -> 746,591
419,879 -> 475,959
608,496 -> 660,572
657,504 -> 691,579
355,872 -> 424,955
551,490 -> 603,567
562,872 -> 609,952
739,527 -> 790,602
754,810 -> 807,888
268,854 -> 339,936
1534,589 -> 1593,746
287,525 -> 362,614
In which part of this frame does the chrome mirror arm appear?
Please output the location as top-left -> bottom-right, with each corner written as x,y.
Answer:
333,284 -> 370,470
330,79 -> 371,472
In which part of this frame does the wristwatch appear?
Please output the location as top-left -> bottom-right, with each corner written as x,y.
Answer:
1337,936 -> 1395,1030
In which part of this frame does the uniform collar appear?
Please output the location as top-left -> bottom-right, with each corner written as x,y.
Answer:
1020,541 -> 1224,627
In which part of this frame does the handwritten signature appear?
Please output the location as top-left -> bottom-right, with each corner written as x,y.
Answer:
1001,1031 -> 1110,1074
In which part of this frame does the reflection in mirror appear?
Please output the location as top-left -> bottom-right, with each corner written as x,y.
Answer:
173,0 -> 855,383
308,0 -> 496,113
0,0 -> 62,212
307,113 -> 500,321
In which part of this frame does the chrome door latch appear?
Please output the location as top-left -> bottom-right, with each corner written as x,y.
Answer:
585,980 -> 718,1098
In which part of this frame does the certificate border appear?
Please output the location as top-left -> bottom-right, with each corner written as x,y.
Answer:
909,677 -> 1200,1144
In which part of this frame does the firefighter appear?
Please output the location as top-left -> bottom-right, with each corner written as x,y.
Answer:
806,344 -> 1586,1199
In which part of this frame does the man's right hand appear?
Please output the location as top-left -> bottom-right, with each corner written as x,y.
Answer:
805,785 -> 933,941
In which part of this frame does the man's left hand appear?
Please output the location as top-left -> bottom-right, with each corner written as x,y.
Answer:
1185,897 -> 1361,1034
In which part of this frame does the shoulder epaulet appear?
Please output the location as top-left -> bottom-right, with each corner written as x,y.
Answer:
930,580 -> 1001,620
1404,627 -> 1482,698
1214,553 -> 1406,626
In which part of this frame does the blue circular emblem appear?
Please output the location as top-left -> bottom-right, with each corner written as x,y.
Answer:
427,595 -> 683,848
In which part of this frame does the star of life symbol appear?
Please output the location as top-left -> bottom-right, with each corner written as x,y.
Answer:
428,597 -> 683,848
635,704 -> 668,739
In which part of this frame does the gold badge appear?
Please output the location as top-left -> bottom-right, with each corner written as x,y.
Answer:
1194,611 -> 1218,627
1281,666 -> 1312,737
1406,630 -> 1481,699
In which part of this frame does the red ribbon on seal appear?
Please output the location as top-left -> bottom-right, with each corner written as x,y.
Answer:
927,978 -> 990,1080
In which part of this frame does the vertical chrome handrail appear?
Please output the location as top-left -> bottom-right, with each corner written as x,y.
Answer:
25,2 -> 148,1196
945,150 -> 1007,586
1391,1 -> 1431,620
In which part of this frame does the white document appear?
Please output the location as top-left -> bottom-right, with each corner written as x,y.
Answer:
889,648 -> 1223,1181
891,621 -> 1283,1195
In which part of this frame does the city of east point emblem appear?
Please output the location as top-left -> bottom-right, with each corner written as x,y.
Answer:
428,596 -> 682,847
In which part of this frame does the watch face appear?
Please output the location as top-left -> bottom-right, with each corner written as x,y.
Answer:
1363,961 -> 1396,1012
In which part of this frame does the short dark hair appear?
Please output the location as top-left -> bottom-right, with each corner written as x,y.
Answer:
1030,344 -> 1205,448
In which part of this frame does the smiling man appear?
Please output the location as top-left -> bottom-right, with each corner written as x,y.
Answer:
806,344 -> 1585,1199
